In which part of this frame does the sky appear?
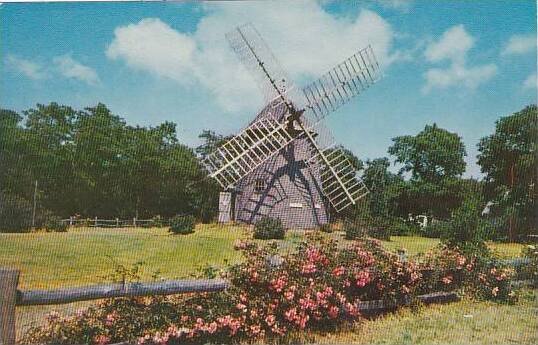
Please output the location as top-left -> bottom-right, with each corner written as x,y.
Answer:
1,0 -> 536,178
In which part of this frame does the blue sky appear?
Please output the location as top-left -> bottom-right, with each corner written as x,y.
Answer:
1,0 -> 536,178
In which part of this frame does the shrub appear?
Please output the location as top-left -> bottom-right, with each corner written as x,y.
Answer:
343,217 -> 390,240
169,215 -> 195,235
368,218 -> 392,241
253,216 -> 285,240
419,245 -> 515,301
44,215 -> 67,232
441,197 -> 489,254
517,245 -> 538,285
22,235 -> 515,345
0,192 -> 32,233
420,222 -> 448,238
343,218 -> 367,240
319,223 -> 333,233
389,218 -> 420,236
151,215 -> 165,228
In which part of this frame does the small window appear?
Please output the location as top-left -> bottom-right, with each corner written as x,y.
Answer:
254,178 -> 266,193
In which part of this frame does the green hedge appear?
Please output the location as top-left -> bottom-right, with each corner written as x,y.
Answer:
169,215 -> 195,235
253,217 -> 285,240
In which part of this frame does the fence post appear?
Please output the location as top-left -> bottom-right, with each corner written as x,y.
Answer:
0,268 -> 19,345
69,216 -> 73,227
116,218 -> 119,227
133,217 -> 136,227
94,217 -> 98,227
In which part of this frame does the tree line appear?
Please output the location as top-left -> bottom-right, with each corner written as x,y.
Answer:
0,102 -> 536,240
357,105 -> 536,241
0,103 -> 218,231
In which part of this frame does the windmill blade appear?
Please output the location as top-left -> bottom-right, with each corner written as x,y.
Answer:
201,104 -> 298,189
301,122 -> 369,212
302,45 -> 381,122
312,146 -> 369,212
226,23 -> 294,105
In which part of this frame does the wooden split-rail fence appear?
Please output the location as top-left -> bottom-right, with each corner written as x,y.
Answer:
61,217 -> 166,228
0,268 -> 461,345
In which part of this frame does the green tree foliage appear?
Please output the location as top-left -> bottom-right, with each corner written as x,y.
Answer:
196,130 -> 231,159
0,103 -> 218,230
440,194 -> 490,254
388,124 -> 467,219
361,157 -> 404,219
0,109 -> 31,196
477,104 -> 537,239
389,123 -> 466,182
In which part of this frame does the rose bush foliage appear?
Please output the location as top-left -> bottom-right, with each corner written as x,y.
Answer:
22,235 -> 515,345
418,245 -> 515,301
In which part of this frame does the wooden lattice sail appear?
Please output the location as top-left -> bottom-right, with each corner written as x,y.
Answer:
203,23 -> 381,219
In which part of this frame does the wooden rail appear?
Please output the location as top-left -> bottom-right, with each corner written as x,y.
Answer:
60,217 -> 168,228
0,268 -> 227,345
1,257 -> 530,344
0,268 -> 460,345
16,279 -> 228,306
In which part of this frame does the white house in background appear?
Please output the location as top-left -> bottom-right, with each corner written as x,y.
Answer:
408,214 -> 431,228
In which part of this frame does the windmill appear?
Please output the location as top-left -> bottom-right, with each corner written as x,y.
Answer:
202,23 -> 381,229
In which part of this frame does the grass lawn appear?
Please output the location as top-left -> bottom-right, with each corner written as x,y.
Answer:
0,224 -> 247,289
310,289 -> 538,345
1,224 -> 531,343
0,224 -> 525,289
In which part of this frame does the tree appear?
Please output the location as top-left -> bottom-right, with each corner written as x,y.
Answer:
361,157 -> 404,219
0,109 -> 29,195
388,124 -> 467,219
0,102 -> 221,231
196,130 -> 232,159
477,104 -> 537,240
389,123 -> 466,183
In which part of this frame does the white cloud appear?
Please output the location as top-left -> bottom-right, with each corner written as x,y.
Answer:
502,33 -> 536,56
53,55 -> 100,85
423,63 -> 497,92
523,72 -> 536,90
106,2 -> 398,113
106,18 -> 196,81
5,55 -> 47,80
424,25 -> 473,64
422,25 -> 497,93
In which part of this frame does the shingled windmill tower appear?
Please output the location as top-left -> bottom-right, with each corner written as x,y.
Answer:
202,24 -> 381,229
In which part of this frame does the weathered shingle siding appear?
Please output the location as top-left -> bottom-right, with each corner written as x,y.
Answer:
234,137 -> 329,229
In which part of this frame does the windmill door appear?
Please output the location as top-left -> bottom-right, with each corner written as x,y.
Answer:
218,192 -> 234,223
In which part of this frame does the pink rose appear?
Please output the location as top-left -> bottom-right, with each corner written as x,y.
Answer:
492,287 -> 499,296
355,270 -> 371,287
94,335 -> 111,345
236,303 -> 247,312
265,314 -> 276,326
441,274 -> 453,285
332,266 -> 345,277
284,290 -> 295,301
328,305 -> 339,319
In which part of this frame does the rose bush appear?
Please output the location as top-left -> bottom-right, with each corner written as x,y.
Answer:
22,234 -> 516,345
418,245 -> 515,301
517,244 -> 538,285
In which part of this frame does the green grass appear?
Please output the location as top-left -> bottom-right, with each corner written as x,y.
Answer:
310,289 -> 538,345
382,235 -> 441,255
1,224 -> 246,289
1,225 -> 532,343
0,225 -> 525,289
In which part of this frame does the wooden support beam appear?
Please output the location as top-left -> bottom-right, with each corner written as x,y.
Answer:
0,268 -> 19,345
17,279 -> 228,306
